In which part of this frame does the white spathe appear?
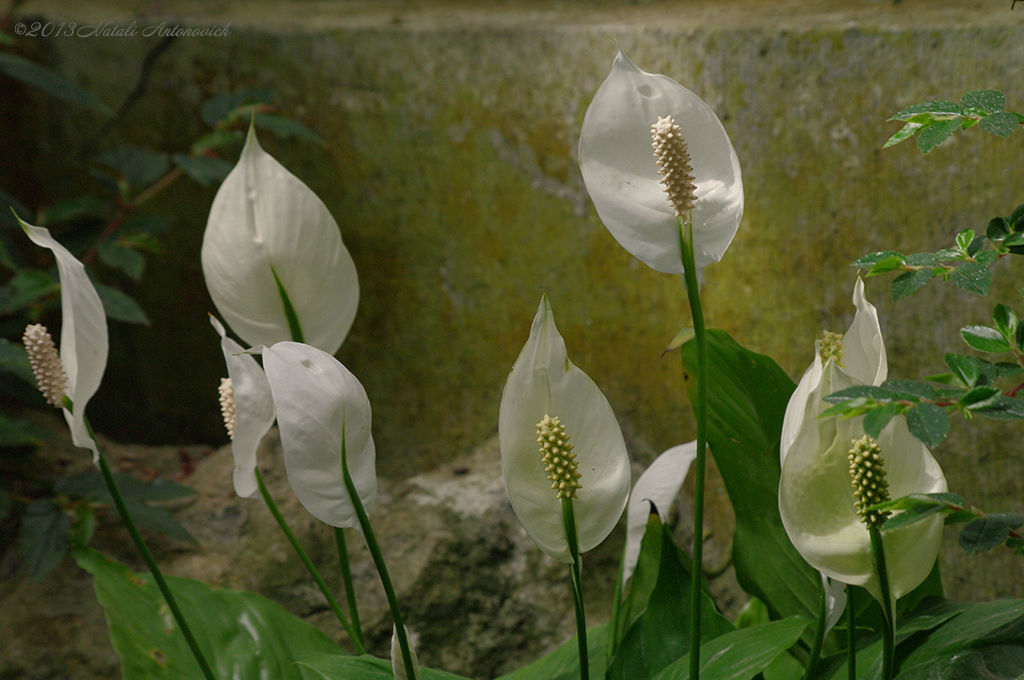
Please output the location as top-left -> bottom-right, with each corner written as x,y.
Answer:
498,296 -> 631,563
579,47 -> 743,281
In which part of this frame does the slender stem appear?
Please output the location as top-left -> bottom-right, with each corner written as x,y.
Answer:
86,417 -> 216,680
679,216 -> 708,680
562,496 -> 589,680
847,587 -> 856,680
869,528 -> 895,680
341,437 -> 417,679
254,469 -> 365,654
334,528 -> 363,646
801,577 -> 828,680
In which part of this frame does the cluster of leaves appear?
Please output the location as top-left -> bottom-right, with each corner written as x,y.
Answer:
15,471 -> 195,580
884,90 -> 1022,154
854,203 -> 1024,302
869,492 -> 1024,558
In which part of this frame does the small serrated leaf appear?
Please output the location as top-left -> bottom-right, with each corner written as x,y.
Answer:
890,100 -> 965,120
852,251 -> 905,268
891,268 -> 935,301
881,379 -> 936,401
960,385 -> 1002,409
866,255 -> 908,276
951,261 -> 992,296
906,403 -> 950,447
917,118 -> 961,154
863,402 -> 901,438
961,90 -> 1004,114
93,283 -> 150,326
960,325 -> 1011,353
992,304 -> 1017,340
883,121 -> 925,148
945,353 -> 980,388
979,111 -> 1020,139
987,216 -> 1011,241
959,515 -> 1016,555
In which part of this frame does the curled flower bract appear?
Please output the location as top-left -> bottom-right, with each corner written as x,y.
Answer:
498,296 -> 630,563
20,219 -> 108,464
579,47 -> 743,281
261,342 -> 376,528
202,124 -> 359,354
779,279 -> 946,604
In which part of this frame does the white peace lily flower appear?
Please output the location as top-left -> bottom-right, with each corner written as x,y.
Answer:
779,279 -> 946,605
202,124 -> 359,354
210,316 -> 275,499
19,219 -> 108,464
498,296 -> 631,563
579,47 -> 743,281
260,342 -> 376,528
391,625 -> 421,680
622,441 -> 699,585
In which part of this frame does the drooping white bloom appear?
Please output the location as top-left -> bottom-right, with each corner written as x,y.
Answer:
498,296 -> 631,563
622,441 -> 699,585
202,124 -> 359,354
579,47 -> 743,281
779,279 -> 946,604
211,316 -> 275,499
19,219 -> 108,464
260,342 -> 376,528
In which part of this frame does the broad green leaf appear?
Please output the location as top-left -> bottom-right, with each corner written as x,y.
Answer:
0,413 -> 51,446
496,624 -> 610,680
960,385 -> 1002,410
891,269 -> 934,301
679,331 -> 819,622
862,402 -> 902,438
94,283 -> 150,325
889,101 -> 965,121
615,511 -> 668,650
961,89 -> 1005,114
607,518 -> 732,680
881,379 -> 936,401
124,502 -> 196,545
171,154 -> 233,187
945,353 -> 980,388
56,471 -> 193,504
905,403 -> 950,447
0,337 -> 36,384
988,216 -> 1012,241
0,268 -> 59,314
959,515 -> 1024,555
18,499 -> 70,579
0,53 -> 112,115
916,119 -> 960,154
74,547 -> 344,680
972,395 -> 1024,420
866,255 -> 908,277
851,251 -> 904,268
960,325 -> 1011,353
255,112 -> 324,145
951,261 -> 991,296
97,241 -> 146,281
95,147 -> 170,191
39,196 -> 109,226
993,304 -> 1018,341
980,111 -> 1020,138
883,122 -> 924,149
299,653 -> 470,680
649,617 -> 811,680
898,599 -> 1024,680
823,385 -> 894,404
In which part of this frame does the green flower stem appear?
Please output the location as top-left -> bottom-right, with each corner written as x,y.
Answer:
334,527 -> 363,645
340,437 -> 416,680
254,468 -> 365,654
82,413 -> 216,680
562,496 -> 589,680
869,527 -> 895,680
801,577 -> 828,680
847,587 -> 856,680
679,216 -> 708,680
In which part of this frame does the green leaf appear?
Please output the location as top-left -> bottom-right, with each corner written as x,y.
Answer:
961,325 -> 1011,353
851,251 -> 904,268
960,385 -> 1002,410
988,216 -> 1012,241
993,304 -> 1018,340
891,268 -> 934,301
0,413 -> 51,446
945,353 -> 980,388
916,118 -> 961,154
299,654 -> 470,680
496,624 -> 610,680
607,518 -> 733,680
96,241 -> 146,281
0,53 -> 112,115
39,196 -> 109,226
823,385 -> 894,404
980,111 -> 1020,138
961,89 -> 1005,114
679,331 -> 820,622
866,255 -> 908,277
890,100 -> 965,121
648,617 -> 811,680
74,547 -> 345,680
905,403 -> 950,447
0,337 -> 37,384
93,283 -> 150,325
883,121 -> 925,148
972,395 -> 1024,420
862,402 -> 901,438
56,471 -> 193,504
95,147 -> 170,191
880,379 -> 936,401
171,154 -> 233,187
123,502 -> 196,545
959,515 -> 1023,555
18,499 -> 71,579
0,268 -> 59,314
254,113 -> 324,146
951,261 -> 992,296
898,599 -> 1024,680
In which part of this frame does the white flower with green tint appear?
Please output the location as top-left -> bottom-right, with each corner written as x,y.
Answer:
202,124 -> 359,353
261,342 -> 376,528
779,279 -> 947,603
19,219 -> 108,464
579,47 -> 743,280
498,296 -> 631,563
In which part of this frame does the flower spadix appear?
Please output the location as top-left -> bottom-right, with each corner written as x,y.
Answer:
211,316 -> 275,499
779,279 -> 946,603
19,219 -> 108,464
202,124 -> 359,354
498,296 -> 630,563
260,342 -> 376,528
579,47 -> 743,281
